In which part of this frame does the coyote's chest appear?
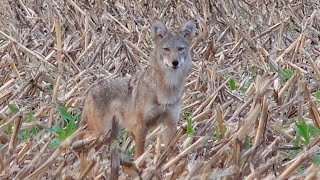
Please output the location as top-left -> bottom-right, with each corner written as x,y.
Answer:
142,101 -> 172,125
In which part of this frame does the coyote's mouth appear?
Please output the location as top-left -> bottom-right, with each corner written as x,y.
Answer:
165,63 -> 179,69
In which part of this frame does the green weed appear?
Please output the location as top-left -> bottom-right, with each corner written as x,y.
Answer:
117,129 -> 135,156
248,66 -> 259,75
45,83 -> 53,91
312,155 -> 320,165
8,103 -> 19,114
185,112 -> 195,136
48,104 -> 80,149
18,110 -> 40,141
280,69 -> 294,82
314,90 -> 320,100
244,135 -> 252,149
293,120 -> 320,146
228,78 -> 237,91
7,103 -> 20,135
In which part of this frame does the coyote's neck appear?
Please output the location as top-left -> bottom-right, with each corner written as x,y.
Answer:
151,67 -> 188,105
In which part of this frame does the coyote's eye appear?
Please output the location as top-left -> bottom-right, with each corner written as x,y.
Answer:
163,47 -> 170,52
178,47 -> 185,52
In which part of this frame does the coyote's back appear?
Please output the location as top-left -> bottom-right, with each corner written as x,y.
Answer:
80,19 -> 196,160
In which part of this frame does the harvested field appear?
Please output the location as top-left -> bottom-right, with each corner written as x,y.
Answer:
1,0 -> 320,179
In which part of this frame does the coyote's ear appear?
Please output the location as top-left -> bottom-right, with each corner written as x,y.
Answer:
151,18 -> 167,43
180,20 -> 196,42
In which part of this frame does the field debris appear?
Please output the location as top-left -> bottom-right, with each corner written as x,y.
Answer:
1,0 -> 320,179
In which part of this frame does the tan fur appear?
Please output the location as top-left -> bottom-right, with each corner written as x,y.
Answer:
80,19 -> 196,158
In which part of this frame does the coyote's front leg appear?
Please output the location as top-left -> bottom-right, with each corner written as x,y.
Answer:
162,106 -> 180,146
132,124 -> 147,159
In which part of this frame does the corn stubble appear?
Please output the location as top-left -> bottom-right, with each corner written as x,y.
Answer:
0,0 -> 320,179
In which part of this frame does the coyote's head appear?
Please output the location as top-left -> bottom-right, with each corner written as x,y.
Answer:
150,19 -> 196,73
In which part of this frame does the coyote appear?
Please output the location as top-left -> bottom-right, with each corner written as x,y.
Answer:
80,19 -> 196,159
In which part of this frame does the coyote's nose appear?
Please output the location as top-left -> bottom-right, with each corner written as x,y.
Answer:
172,61 -> 179,67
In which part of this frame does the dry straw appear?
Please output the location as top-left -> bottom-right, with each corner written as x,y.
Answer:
0,0 -> 320,179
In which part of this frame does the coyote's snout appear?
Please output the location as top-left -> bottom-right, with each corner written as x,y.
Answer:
79,19 -> 196,160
